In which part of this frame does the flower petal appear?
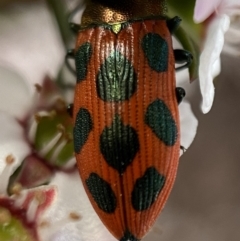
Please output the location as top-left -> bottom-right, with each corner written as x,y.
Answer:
0,185 -> 57,240
194,0 -> 223,23
0,111 -> 30,194
39,171 -> 116,241
199,14 -> 230,113
174,64 -> 198,153
0,66 -> 33,119
179,101 -> 198,153
0,3 -> 64,85
219,0 -> 240,15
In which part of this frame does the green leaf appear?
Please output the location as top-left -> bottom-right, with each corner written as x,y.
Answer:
167,0 -> 202,81
167,0 -> 202,44
173,24 -> 200,81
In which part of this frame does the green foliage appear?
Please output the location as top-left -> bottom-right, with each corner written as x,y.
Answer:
167,0 -> 201,80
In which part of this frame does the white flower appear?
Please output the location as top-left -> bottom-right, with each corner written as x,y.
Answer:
198,15 -> 230,114
0,66 -> 116,241
0,112 -> 30,195
39,171 -> 116,241
194,0 -> 240,113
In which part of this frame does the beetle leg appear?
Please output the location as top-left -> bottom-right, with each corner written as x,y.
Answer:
167,16 -> 182,34
174,49 -> 193,71
175,87 -> 186,104
180,145 -> 187,153
69,22 -> 80,34
67,103 -> 73,117
66,49 -> 76,75
68,3 -> 83,34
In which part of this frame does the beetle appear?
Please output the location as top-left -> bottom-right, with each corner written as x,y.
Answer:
68,0 -> 192,240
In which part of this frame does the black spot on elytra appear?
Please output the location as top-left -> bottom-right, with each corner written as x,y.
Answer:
120,230 -> 140,241
131,167 -> 166,211
145,99 -> 178,146
100,115 -> 139,174
86,172 -> 117,213
141,33 -> 168,72
75,42 -> 92,82
73,108 -> 93,153
97,51 -> 137,102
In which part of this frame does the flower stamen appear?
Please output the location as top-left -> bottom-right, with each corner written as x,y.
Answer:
50,139 -> 67,163
27,191 -> 46,222
10,182 -> 23,196
69,212 -> 81,221
38,211 -> 81,234
0,207 -> 12,226
38,130 -> 62,157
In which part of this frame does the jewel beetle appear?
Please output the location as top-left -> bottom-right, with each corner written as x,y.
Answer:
68,0 -> 192,240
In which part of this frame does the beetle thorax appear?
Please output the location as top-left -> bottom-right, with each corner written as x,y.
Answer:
81,0 -> 167,26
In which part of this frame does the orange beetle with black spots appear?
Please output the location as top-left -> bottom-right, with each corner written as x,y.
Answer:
70,0 -> 192,240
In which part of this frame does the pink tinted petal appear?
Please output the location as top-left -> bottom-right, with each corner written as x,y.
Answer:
0,66 -> 32,119
13,186 -> 57,221
194,0 -> 223,22
0,186 -> 57,240
39,171 -> 116,241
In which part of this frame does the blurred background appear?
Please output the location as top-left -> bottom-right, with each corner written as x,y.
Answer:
0,0 -> 240,240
